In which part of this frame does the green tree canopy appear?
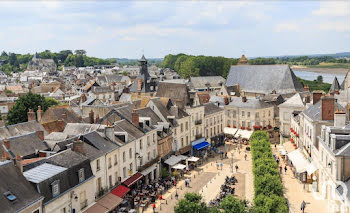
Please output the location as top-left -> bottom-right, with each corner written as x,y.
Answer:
7,92 -> 58,125
317,75 -> 323,83
174,193 -> 210,213
74,49 -> 87,55
219,195 -> 247,213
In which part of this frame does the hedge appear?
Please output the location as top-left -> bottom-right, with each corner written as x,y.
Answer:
250,131 -> 289,213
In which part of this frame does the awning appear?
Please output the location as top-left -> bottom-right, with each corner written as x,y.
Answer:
84,193 -> 123,213
193,142 -> 210,150
164,155 -> 182,166
141,165 -> 157,176
122,172 -> 143,187
177,155 -> 188,161
224,127 -> 238,136
172,163 -> 186,170
235,129 -> 253,139
112,185 -> 130,198
306,162 -> 317,175
288,149 -> 309,173
187,156 -> 199,162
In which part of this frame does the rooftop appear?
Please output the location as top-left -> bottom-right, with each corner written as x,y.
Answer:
23,163 -> 67,184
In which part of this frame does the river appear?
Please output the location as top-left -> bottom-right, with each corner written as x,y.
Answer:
293,70 -> 345,84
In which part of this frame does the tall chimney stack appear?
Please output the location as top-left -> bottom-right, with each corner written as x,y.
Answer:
132,109 -> 139,126
334,109 -> 346,128
321,96 -> 335,121
312,91 -> 323,105
89,110 -> 94,124
73,139 -> 84,154
3,138 -> 10,150
27,109 -> 36,121
37,106 -> 43,122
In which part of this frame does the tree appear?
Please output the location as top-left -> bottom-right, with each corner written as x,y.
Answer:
122,71 -> 128,76
220,195 -> 246,213
74,49 -> 87,55
174,193 -> 210,213
1,51 -> 8,57
7,92 -> 58,125
317,75 -> 323,83
9,53 -> 19,67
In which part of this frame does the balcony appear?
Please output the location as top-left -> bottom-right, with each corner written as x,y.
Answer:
80,199 -> 88,210
195,119 -> 202,125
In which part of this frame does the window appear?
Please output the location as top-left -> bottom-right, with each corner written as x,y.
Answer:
129,163 -> 133,172
256,112 -> 259,118
115,172 -> 118,184
80,191 -> 87,210
140,139 -> 143,150
148,152 -> 150,161
96,159 -> 100,171
51,180 -> 60,197
153,149 -> 156,158
109,175 -> 112,187
241,111 -> 245,117
123,152 -> 126,162
97,177 -> 102,192
233,110 -> 236,118
33,210 -> 39,213
247,112 -> 250,118
263,111 -> 265,118
147,136 -> 150,146
181,123 -> 183,132
186,136 -> 189,145
139,156 -> 143,166
114,154 -> 118,165
108,157 -> 112,169
181,138 -> 184,147
61,208 -> 66,213
78,168 -> 85,182
185,122 -> 188,130
153,133 -> 156,143
268,110 -> 271,117
123,167 -> 127,178
227,120 -> 230,126
129,148 -> 132,159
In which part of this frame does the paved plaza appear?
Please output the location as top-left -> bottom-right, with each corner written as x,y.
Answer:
143,145 -> 254,213
275,141 -> 329,213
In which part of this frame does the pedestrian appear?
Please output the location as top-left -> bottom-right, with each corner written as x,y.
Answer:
244,154 -> 247,161
301,200 -> 306,213
152,203 -> 156,213
174,180 -> 177,187
284,165 -> 287,174
276,158 -> 280,165
220,162 -> 223,170
216,163 -> 219,170
235,164 -> 239,172
279,165 -> 282,174
175,191 -> 179,200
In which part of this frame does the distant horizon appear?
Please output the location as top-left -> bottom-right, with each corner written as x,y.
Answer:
1,1 -> 350,58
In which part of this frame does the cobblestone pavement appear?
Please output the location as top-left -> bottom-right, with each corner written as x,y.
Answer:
142,145 -> 254,213
275,140 -> 329,213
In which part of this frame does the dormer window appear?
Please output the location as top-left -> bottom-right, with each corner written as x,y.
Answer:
51,180 -> 60,197
78,168 -> 85,182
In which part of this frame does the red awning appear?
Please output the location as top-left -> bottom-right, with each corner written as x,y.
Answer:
122,172 -> 143,187
111,185 -> 130,198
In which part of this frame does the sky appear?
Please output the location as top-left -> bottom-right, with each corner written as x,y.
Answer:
1,1 -> 350,59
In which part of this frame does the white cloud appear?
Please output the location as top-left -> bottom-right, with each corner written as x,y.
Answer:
312,2 -> 350,16
320,21 -> 350,32
274,22 -> 300,32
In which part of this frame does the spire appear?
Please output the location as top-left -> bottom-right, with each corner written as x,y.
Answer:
329,76 -> 341,94
140,54 -> 147,62
238,54 -> 248,65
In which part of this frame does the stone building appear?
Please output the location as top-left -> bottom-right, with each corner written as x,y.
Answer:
27,53 -> 57,74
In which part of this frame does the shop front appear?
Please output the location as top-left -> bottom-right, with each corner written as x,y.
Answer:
191,137 -> 210,157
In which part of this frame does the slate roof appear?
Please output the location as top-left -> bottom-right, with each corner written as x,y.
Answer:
0,161 -> 43,213
1,132 -> 50,159
226,64 -> 303,94
204,102 -> 224,115
40,105 -> 81,124
114,119 -> 145,143
329,77 -> 341,93
278,93 -> 305,108
303,100 -> 345,121
228,97 -> 273,109
0,120 -> 47,140
189,76 -> 225,89
81,131 -> 119,154
155,82 -> 189,109
63,123 -> 104,137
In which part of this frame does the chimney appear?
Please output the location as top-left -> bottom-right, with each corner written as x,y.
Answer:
335,90 -> 340,95
3,138 -> 10,150
305,95 -> 311,104
38,151 -> 48,158
132,109 -> 139,126
271,89 -> 276,94
73,139 -> 84,154
62,112 -> 67,121
242,96 -> 247,103
334,109 -> 346,128
137,79 -> 142,95
89,110 -> 94,124
321,96 -> 335,121
15,155 -> 23,173
304,85 -> 309,92
37,106 -> 43,122
95,114 -> 100,123
36,130 -> 44,141
312,91 -> 323,105
80,94 -> 87,103
224,97 -> 229,105
27,109 -> 36,121
170,105 -> 179,118
104,123 -> 115,142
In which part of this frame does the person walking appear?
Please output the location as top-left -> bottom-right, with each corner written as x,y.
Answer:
235,164 -> 239,173
244,154 -> 247,161
284,165 -> 287,174
301,200 -> 306,213
220,162 -> 223,170
279,165 -> 282,174
152,203 -> 156,213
